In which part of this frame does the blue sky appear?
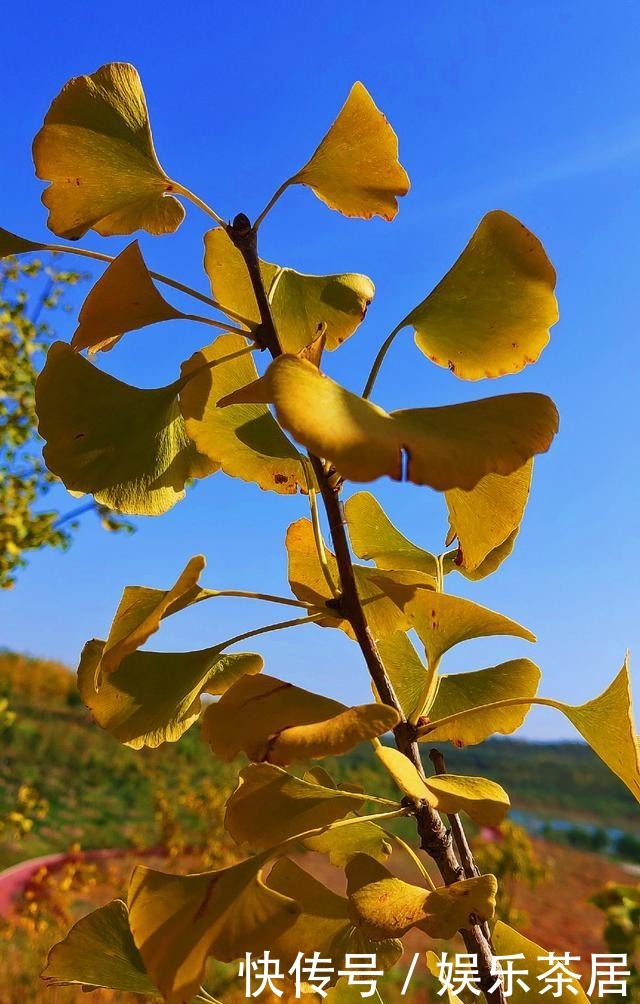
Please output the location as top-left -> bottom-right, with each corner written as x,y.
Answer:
2,1 -> 639,739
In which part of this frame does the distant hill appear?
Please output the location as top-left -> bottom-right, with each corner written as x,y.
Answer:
1,649 -> 637,869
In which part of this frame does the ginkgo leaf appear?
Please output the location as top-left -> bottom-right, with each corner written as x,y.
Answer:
128,856 -> 299,1004
41,899 -> 159,996
398,210 -> 558,380
266,859 -> 403,980
444,462 -> 533,574
35,342 -> 215,515
286,518 -> 434,640
78,639 -> 263,749
179,334 -> 305,494
376,632 -> 428,720
98,555 -> 205,678
221,355 -> 558,491
224,762 -> 366,850
33,62 -> 184,239
0,227 -> 46,257
424,775 -> 510,827
492,922 -> 590,1004
71,242 -> 188,353
304,819 -> 393,866
426,952 -> 464,1004
202,672 -> 399,765
345,492 -> 438,577
204,229 -> 374,353
288,82 -> 410,221
346,854 -> 496,940
421,659 -> 542,746
383,589 -> 535,670
374,746 -> 509,826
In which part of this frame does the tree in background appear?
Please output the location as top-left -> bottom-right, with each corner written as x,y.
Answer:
0,256 -> 131,588
471,821 -> 550,928
590,883 -> 640,1001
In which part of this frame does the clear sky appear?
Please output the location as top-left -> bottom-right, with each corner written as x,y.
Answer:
2,1 -> 639,739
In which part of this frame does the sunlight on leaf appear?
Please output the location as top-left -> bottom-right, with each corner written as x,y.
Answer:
225,762 -> 366,850
444,462 -> 533,574
346,854 -> 496,939
267,859 -> 403,980
36,342 -> 215,515
204,229 -> 374,353
71,241 -> 187,353
202,672 -> 399,765
78,639 -> 263,749
399,211 -> 558,380
33,62 -> 184,239
346,492 -> 438,577
376,631 -> 428,720
128,856 -> 299,1004
422,659 -> 542,746
42,899 -> 160,996
221,355 -> 558,491
180,333 -> 305,494
288,82 -> 410,220
304,819 -> 393,866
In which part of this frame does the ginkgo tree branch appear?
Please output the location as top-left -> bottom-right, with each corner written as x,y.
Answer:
227,210 -> 507,1004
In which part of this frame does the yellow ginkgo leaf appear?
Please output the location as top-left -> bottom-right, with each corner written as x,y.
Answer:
33,62 -> 184,239
492,922 -> 590,1004
35,342 -> 215,515
399,211 -> 558,380
288,82 -> 410,221
375,745 -> 428,802
78,638 -> 262,749
426,952 -> 464,1004
346,492 -> 438,577
304,819 -> 393,867
286,518 -> 434,640
204,229 -> 374,353
224,762 -> 366,850
382,589 -> 535,670
221,355 -> 558,492
444,462 -> 533,574
202,672 -> 398,765
424,774 -> 510,827
71,242 -> 189,353
422,659 -> 542,746
376,632 -> 428,720
346,854 -> 496,940
128,856 -> 299,1004
266,859 -> 403,980
41,900 -> 159,996
0,227 -> 46,257
179,334 -> 305,494
98,555 -> 205,678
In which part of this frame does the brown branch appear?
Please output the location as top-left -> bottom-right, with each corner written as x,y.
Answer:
227,211 -> 505,1004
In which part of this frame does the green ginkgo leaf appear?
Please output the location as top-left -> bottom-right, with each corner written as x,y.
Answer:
287,82 -> 410,220
202,672 -> 399,765
346,854 -> 496,940
398,211 -> 558,380
444,462 -> 533,574
492,922 -> 590,1004
421,659 -> 542,746
128,856 -> 299,1004
179,334 -> 305,494
345,492 -> 439,577
98,554 -> 206,678
224,762 -> 367,850
221,355 -> 558,492
78,638 -> 263,749
33,62 -> 184,239
376,632 -> 429,720
35,342 -> 215,516
204,229 -> 374,353
286,517 -> 434,641
41,900 -> 159,996
266,858 -> 403,981
71,241 -> 188,353
0,227 -> 46,257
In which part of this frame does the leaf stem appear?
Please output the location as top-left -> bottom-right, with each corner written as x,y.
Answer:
362,323 -> 403,399
276,807 -> 411,855
254,179 -> 292,230
417,696 -> 560,739
172,182 -> 226,227
198,589 -> 319,610
385,830 -> 437,890
218,612 -> 323,651
303,459 -> 341,600
183,312 -> 248,335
